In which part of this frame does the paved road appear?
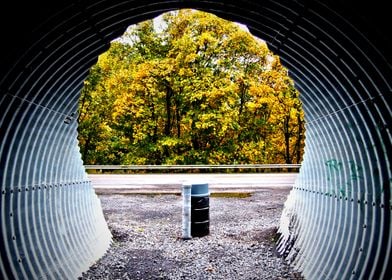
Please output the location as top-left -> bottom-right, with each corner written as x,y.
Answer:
89,173 -> 298,194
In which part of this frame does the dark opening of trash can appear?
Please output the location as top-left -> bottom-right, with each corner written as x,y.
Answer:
191,183 -> 210,237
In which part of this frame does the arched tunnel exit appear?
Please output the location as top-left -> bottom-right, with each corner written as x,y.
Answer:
0,1 -> 391,279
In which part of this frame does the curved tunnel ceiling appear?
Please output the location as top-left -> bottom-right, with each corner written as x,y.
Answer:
0,0 -> 391,279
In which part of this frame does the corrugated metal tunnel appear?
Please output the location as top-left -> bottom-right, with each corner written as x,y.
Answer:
0,0 -> 391,279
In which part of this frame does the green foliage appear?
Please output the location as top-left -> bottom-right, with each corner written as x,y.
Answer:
77,9 -> 305,165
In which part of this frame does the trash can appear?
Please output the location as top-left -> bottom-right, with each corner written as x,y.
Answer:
181,184 -> 192,240
191,183 -> 210,237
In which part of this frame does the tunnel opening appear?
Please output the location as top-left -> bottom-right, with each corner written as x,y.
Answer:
76,9 -> 305,278
76,9 -> 305,169
0,1 -> 391,280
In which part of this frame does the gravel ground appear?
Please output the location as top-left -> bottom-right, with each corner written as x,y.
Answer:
79,188 -> 303,280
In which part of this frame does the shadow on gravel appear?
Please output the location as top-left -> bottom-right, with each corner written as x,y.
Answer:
251,226 -> 280,245
109,224 -> 129,243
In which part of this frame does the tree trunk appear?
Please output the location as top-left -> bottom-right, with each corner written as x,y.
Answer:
164,84 -> 173,136
295,114 -> 304,163
284,116 -> 292,164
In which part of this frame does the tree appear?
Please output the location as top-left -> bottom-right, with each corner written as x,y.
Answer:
77,9 -> 305,165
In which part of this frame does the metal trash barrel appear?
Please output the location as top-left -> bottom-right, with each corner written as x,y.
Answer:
190,183 -> 210,237
181,184 -> 192,240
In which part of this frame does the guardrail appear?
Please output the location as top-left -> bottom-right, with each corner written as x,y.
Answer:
84,164 -> 301,172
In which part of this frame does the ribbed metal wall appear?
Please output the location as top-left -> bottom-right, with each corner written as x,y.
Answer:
0,0 -> 390,279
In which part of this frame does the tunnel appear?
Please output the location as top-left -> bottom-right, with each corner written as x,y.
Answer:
0,0 -> 391,279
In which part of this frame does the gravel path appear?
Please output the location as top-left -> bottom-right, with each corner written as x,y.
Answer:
79,188 -> 303,279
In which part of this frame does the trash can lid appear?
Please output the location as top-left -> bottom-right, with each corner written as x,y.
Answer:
191,183 -> 209,196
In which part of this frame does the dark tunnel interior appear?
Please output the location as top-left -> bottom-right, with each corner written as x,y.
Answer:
0,1 -> 391,279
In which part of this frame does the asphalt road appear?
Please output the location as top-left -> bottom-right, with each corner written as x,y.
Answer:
89,173 -> 298,194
